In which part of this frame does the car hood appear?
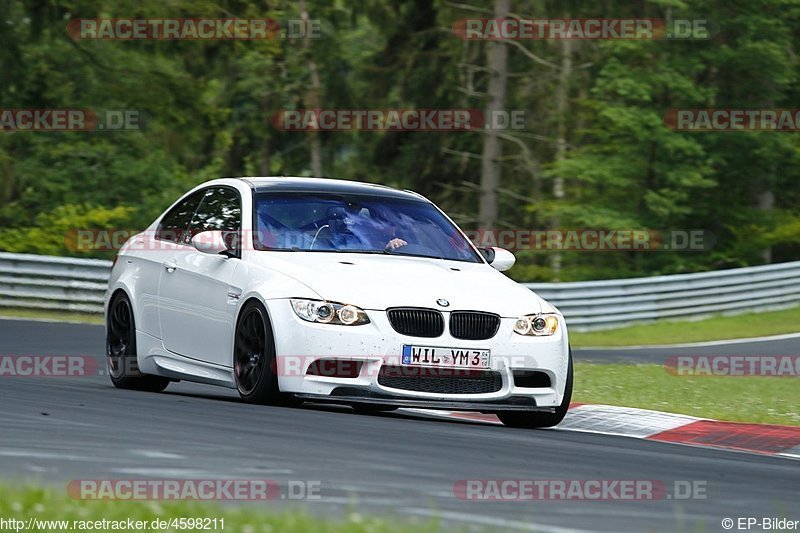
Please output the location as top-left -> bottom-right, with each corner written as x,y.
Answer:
248,252 -> 547,317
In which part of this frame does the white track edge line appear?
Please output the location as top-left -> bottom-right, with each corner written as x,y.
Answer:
576,331 -> 800,350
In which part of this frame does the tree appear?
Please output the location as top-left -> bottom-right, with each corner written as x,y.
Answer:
478,0 -> 509,229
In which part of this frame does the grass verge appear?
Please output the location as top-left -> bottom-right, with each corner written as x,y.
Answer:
574,362 -> 800,426
0,484 -> 438,533
569,306 -> 800,347
0,307 -> 103,325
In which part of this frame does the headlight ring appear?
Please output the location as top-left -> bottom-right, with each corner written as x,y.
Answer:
290,299 -> 370,326
513,314 -> 559,336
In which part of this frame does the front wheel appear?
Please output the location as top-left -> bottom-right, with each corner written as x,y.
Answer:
107,293 -> 170,393
497,349 -> 573,429
233,300 -> 297,406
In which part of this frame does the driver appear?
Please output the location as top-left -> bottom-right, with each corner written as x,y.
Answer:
385,237 -> 407,251
331,204 -> 409,251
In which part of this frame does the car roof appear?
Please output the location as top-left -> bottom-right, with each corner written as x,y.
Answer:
233,176 -> 427,202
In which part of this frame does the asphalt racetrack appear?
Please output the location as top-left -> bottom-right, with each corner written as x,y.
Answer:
1,319 -> 797,532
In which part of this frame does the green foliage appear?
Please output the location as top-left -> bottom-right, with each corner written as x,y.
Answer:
0,204 -> 133,257
0,0 -> 799,279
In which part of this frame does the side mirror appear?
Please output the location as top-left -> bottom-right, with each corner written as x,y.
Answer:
479,246 -> 515,272
192,230 -> 230,256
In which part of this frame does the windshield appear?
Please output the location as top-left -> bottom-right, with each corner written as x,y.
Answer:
252,192 -> 481,263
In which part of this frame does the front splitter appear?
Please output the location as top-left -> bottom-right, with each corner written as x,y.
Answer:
294,393 -> 555,413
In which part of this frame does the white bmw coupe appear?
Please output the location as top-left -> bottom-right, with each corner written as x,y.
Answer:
105,177 -> 572,428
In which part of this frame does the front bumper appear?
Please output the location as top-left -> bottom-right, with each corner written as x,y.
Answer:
266,299 -> 570,408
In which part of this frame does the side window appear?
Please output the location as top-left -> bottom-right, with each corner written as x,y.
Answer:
189,187 -> 242,254
156,191 -> 204,244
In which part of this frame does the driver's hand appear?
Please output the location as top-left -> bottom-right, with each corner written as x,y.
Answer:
385,238 -> 408,250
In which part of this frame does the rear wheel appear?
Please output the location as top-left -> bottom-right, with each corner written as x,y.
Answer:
107,293 -> 170,393
497,349 -> 572,429
234,300 -> 296,405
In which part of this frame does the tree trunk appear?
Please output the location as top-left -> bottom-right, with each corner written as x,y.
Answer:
478,0 -> 509,229
259,131 -> 271,176
550,35 -> 572,279
299,0 -> 323,177
757,190 -> 774,262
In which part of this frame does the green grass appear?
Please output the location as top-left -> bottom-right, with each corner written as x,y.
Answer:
0,307 -> 103,325
3,305 -> 800,348
574,362 -> 800,426
0,485 -> 440,533
569,306 -> 800,347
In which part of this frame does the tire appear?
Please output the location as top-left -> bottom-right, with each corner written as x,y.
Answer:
233,300 -> 297,406
107,293 -> 170,393
497,349 -> 573,429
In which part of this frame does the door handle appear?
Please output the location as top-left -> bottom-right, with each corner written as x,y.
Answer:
163,261 -> 177,273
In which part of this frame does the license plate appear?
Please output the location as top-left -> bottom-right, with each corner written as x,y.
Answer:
401,345 -> 490,369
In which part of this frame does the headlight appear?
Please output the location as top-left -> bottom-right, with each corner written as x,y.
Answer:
290,299 -> 370,326
513,314 -> 559,336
